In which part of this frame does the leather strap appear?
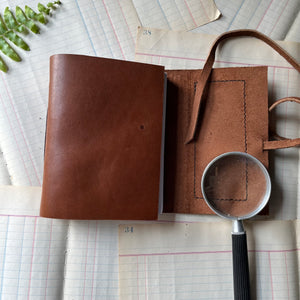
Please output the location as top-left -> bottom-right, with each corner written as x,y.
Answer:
263,138 -> 300,150
268,96 -> 300,111
263,97 -> 300,150
185,29 -> 300,144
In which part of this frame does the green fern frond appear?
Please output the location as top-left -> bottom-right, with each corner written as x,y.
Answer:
4,7 -> 28,34
0,37 -> 21,61
38,3 -> 51,15
4,31 -> 30,51
16,6 -> 40,34
47,2 -> 62,9
0,55 -> 8,72
25,6 -> 47,24
0,15 -> 8,34
0,1 -> 62,73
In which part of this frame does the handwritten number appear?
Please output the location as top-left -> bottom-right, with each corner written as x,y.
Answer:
124,226 -> 134,233
143,30 -> 151,36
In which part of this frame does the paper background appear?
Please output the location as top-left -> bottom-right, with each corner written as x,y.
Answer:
0,0 -> 299,299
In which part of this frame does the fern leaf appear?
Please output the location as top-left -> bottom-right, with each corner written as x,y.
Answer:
47,3 -> 55,9
0,1 -> 62,72
47,2 -> 61,9
4,7 -> 28,34
0,37 -> 21,61
25,6 -> 47,24
36,13 -> 47,24
16,7 -> 40,34
4,7 -> 19,30
38,3 -> 51,15
4,31 -> 30,51
0,55 -> 8,72
0,15 -> 8,34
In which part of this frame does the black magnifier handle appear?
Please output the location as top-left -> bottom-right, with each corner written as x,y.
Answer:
232,232 -> 251,300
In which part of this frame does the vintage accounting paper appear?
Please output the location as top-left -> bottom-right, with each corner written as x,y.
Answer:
0,215 -> 68,299
285,13 -> 300,43
0,186 -> 41,216
119,221 -> 300,299
193,0 -> 300,42
0,186 -> 120,299
132,0 -> 220,30
0,216 -> 120,299
135,27 -> 300,220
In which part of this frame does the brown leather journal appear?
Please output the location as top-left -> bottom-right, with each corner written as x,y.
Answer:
40,54 -> 165,220
40,30 -> 300,220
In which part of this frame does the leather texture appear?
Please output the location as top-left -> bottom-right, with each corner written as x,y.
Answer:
185,29 -> 300,145
40,54 -> 165,220
164,67 -> 269,214
163,29 -> 299,215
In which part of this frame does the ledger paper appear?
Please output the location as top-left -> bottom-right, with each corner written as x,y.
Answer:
119,221 -> 300,300
0,186 -> 119,299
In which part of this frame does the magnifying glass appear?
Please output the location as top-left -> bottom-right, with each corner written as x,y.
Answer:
201,152 -> 271,300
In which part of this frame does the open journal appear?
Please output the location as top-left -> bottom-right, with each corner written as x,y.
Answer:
40,52 -> 273,219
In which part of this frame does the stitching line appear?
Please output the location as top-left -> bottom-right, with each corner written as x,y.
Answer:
193,79 -> 248,201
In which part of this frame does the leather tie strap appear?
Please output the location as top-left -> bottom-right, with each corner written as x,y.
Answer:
268,96 -> 300,111
184,29 -> 300,145
263,97 -> 300,150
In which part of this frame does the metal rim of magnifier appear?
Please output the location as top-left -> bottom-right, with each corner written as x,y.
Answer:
201,152 -> 271,221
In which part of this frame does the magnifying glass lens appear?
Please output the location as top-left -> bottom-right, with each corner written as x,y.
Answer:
202,153 -> 269,218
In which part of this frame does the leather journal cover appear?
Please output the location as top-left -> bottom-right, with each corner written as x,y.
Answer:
41,31 -> 299,220
163,67 -> 269,214
40,54 -> 165,220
